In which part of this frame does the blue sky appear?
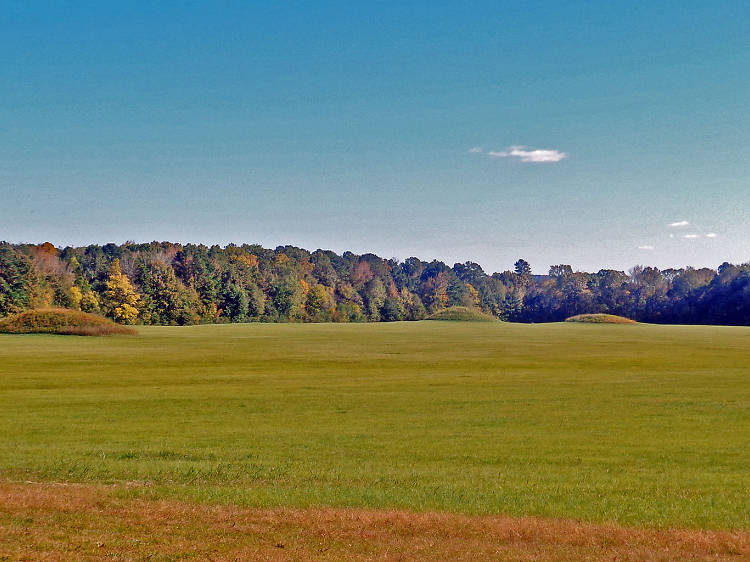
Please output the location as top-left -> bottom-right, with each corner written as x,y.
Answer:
2,2 -> 749,273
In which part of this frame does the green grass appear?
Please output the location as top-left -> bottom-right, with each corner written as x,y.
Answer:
0,322 -> 748,529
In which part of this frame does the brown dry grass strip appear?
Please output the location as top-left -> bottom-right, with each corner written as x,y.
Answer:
0,482 -> 747,561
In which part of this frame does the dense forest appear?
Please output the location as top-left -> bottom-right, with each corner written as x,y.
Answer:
1,241 -> 750,325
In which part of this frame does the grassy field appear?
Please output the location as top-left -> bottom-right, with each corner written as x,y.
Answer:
0,321 -> 748,533
2,483 -> 747,561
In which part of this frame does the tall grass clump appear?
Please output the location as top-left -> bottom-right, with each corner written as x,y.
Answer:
0,308 -> 137,336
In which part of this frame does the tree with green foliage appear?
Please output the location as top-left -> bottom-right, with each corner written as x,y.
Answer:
67,256 -> 101,313
137,260 -> 201,325
514,259 -> 532,277
363,278 -> 387,321
0,245 -> 34,316
5,241 -> 750,326
305,283 -> 334,322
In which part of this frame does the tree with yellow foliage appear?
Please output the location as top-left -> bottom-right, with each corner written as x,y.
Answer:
305,283 -> 335,322
102,259 -> 140,324
466,283 -> 480,307
68,256 -> 100,313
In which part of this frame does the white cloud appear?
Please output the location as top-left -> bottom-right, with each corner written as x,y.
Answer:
468,147 -> 483,153
638,245 -> 655,250
488,145 -> 567,163
668,220 -> 690,227
706,232 -> 718,238
684,234 -> 700,239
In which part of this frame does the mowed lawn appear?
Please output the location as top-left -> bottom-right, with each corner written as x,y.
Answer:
0,322 -> 747,530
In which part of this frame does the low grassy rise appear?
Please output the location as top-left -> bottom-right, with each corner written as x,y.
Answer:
425,306 -> 499,322
565,313 -> 636,324
0,308 -> 136,336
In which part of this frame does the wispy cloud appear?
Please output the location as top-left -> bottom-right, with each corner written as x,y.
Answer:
706,232 -> 718,238
638,245 -> 655,251
468,147 -> 483,153
487,145 -> 567,163
668,220 -> 690,227
684,234 -> 700,239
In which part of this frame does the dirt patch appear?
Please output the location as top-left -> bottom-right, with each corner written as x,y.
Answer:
0,482 -> 747,561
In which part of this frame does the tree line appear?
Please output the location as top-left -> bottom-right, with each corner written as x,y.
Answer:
1,241 -> 750,325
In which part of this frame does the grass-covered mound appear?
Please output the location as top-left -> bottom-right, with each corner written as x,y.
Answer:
0,308 -> 137,336
565,313 -> 636,324
425,306 -> 498,322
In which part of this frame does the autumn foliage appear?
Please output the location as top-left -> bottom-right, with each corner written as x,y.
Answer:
2,241 -> 750,325
101,259 -> 140,324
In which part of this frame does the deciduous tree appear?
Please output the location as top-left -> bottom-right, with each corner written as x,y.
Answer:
102,259 -> 140,324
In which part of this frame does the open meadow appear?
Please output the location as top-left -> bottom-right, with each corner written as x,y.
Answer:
1,321 -> 748,559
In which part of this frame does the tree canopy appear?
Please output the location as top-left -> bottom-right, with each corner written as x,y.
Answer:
1,241 -> 749,325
